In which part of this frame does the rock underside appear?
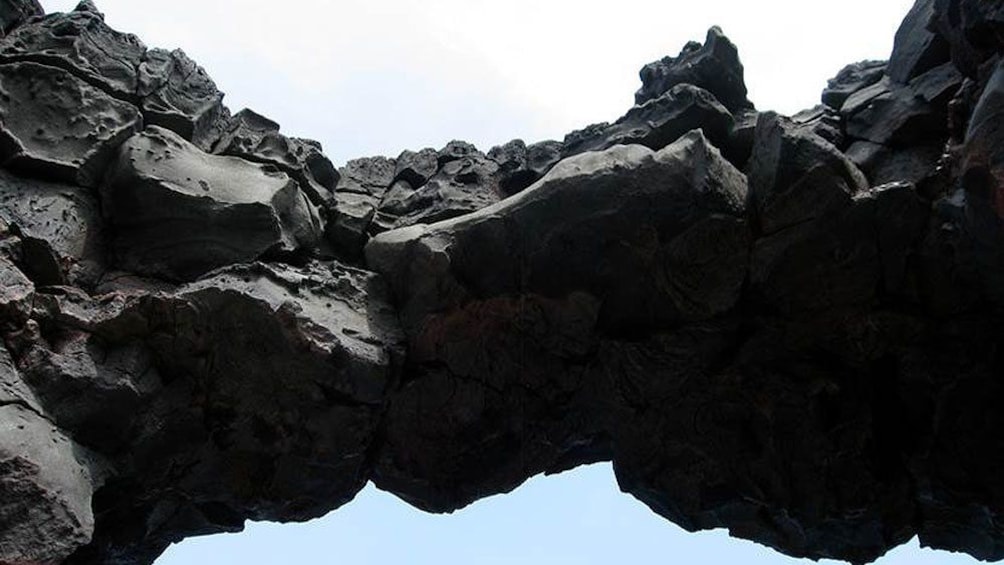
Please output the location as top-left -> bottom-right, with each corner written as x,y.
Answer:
1,1 -> 1004,564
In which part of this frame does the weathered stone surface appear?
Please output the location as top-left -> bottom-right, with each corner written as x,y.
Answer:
0,402 -> 98,565
488,139 -> 562,195
58,259 -> 403,563
887,0 -> 950,84
137,48 -> 226,151
0,0 -> 41,35
563,84 -> 734,159
213,109 -> 338,205
0,169 -> 105,286
822,60 -> 887,109
367,131 -> 750,510
841,76 -> 948,146
748,112 -> 867,234
0,3 -> 146,99
1,3 -> 1004,564
378,147 -> 502,229
635,26 -> 752,112
0,62 -> 142,188
393,147 -> 438,188
102,126 -> 322,280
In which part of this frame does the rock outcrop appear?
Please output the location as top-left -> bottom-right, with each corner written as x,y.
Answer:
1,1 -> 1004,564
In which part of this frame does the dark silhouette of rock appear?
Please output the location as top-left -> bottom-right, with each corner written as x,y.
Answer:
887,0 -> 950,84
635,26 -> 752,113
2,1 -> 1004,564
102,126 -> 322,280
822,60 -> 887,109
562,84 -> 735,159
0,62 -> 142,187
748,111 -> 866,234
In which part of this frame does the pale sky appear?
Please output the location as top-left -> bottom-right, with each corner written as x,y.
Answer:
33,1 -> 986,564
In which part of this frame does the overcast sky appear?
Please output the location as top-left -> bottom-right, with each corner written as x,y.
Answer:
34,1 -> 986,564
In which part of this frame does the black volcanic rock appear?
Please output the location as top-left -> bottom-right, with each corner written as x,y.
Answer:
887,0 -> 950,84
0,3 -> 146,99
0,62 -> 142,187
748,111 -> 867,234
822,60 -> 887,109
635,26 -> 752,113
213,109 -> 339,206
562,84 -> 735,159
102,126 -> 322,280
0,0 -> 41,35
488,139 -> 563,195
137,48 -> 227,151
3,2 -> 1004,564
0,169 -> 105,286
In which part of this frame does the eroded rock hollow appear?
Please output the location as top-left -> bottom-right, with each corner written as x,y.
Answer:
1,0 -> 1003,563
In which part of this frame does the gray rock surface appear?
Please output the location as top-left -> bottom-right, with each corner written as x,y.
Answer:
102,126 -> 321,280
0,0 -> 41,35
137,48 -> 227,151
0,62 -> 142,188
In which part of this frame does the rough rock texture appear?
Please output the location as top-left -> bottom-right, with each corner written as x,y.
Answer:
102,126 -> 322,281
0,62 -> 142,188
635,26 -> 753,113
3,1 -> 1004,565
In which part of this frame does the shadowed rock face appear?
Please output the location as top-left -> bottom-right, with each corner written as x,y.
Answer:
1,1 -> 1004,564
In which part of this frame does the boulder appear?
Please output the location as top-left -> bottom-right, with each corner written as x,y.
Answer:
0,3 -> 146,99
887,0 -> 950,84
822,60 -> 887,109
488,139 -> 563,196
0,401 -> 98,565
841,76 -> 947,146
393,147 -> 438,188
102,126 -> 322,281
635,26 -> 752,113
930,0 -> 1004,78
0,254 -> 31,329
378,149 -> 502,229
0,62 -> 142,188
137,48 -> 228,151
213,109 -> 339,206
747,112 -> 867,234
791,105 -> 843,147
366,131 -> 750,510
326,156 -> 397,256
0,169 -> 105,286
562,84 -> 734,159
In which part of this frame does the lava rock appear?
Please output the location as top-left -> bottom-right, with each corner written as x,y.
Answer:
0,3 -> 146,99
137,48 -> 227,151
326,156 -> 397,255
0,402 -> 98,565
791,105 -> 844,147
562,84 -> 734,159
747,111 -> 867,234
437,140 -> 478,165
0,169 -> 105,286
213,109 -> 338,206
0,0 -> 41,35
635,26 -> 752,113
841,76 -> 947,146
0,62 -> 142,188
0,254 -> 31,328
67,259 -> 403,561
488,139 -> 563,196
930,0 -> 1004,78
887,0 -> 951,84
378,149 -> 502,229
393,147 -> 438,188
822,60 -> 887,109
102,126 -> 322,281
368,129 -> 749,341
845,140 -> 944,186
